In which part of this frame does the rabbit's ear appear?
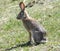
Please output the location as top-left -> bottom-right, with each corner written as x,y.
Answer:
19,2 -> 25,10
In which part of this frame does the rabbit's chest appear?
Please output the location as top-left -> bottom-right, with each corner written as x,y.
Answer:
23,21 -> 37,31
22,21 -> 32,30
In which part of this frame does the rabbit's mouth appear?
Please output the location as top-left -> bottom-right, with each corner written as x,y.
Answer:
17,16 -> 26,20
16,17 -> 21,19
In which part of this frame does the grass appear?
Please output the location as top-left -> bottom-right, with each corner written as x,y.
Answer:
0,0 -> 60,51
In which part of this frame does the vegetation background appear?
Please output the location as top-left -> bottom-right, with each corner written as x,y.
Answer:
0,0 -> 60,51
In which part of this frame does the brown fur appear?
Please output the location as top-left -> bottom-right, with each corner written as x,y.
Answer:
17,2 -> 46,45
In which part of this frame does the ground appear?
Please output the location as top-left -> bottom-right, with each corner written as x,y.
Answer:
0,0 -> 60,51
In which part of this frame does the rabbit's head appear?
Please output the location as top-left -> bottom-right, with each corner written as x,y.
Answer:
17,2 -> 26,20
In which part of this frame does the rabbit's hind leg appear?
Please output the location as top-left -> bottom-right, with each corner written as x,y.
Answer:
33,31 -> 45,45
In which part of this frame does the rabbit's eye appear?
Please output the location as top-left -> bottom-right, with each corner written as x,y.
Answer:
21,12 -> 24,15
20,12 -> 24,17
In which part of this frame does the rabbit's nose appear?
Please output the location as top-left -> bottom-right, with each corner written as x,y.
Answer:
16,16 -> 20,19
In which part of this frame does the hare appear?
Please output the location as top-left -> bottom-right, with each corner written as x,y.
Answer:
17,2 -> 47,45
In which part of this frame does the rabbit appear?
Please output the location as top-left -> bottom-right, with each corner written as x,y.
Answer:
17,2 -> 47,45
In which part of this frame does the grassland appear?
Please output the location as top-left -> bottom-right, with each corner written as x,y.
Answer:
0,0 -> 60,51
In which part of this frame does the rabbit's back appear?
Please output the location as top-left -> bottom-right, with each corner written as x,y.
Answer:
22,18 -> 46,34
